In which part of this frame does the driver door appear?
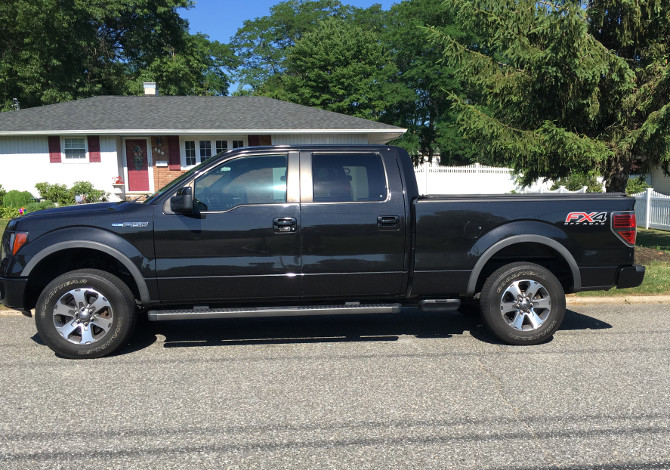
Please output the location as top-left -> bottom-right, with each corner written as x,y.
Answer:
153,151 -> 301,303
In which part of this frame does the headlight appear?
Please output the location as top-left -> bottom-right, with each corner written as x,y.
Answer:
4,232 -> 29,257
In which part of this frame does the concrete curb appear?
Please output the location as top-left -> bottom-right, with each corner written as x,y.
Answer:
566,295 -> 670,305
0,309 -> 25,317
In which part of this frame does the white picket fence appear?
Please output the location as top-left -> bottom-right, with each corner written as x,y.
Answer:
413,162 -> 588,195
414,163 -> 517,194
633,188 -> 670,230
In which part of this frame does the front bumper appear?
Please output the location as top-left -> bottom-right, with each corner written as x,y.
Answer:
616,265 -> 645,289
0,276 -> 28,310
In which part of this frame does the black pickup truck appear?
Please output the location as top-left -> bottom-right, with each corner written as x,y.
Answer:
0,145 -> 644,358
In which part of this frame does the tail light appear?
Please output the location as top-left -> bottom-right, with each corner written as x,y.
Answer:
611,212 -> 636,246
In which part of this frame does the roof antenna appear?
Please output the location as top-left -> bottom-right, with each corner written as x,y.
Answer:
12,98 -> 20,111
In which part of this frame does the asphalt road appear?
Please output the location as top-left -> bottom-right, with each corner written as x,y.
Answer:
0,304 -> 669,469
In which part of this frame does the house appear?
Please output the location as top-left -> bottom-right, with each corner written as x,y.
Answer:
0,86 -> 406,200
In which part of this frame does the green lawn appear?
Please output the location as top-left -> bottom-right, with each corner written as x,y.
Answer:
0,218 -> 7,234
637,227 -> 670,252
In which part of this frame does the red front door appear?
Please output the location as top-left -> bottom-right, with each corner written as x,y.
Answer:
126,139 -> 150,191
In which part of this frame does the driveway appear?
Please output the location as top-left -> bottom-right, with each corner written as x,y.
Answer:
0,304 -> 668,469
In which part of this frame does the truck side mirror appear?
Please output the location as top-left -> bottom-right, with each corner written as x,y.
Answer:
170,187 -> 193,214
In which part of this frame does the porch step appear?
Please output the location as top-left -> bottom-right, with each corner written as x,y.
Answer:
147,303 -> 403,321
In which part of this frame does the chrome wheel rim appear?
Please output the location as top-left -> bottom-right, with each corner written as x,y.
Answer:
499,279 -> 551,331
52,288 -> 114,345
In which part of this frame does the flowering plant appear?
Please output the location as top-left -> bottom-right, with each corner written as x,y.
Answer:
112,176 -> 124,184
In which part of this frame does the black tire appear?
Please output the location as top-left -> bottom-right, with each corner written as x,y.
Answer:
479,262 -> 565,345
35,269 -> 137,359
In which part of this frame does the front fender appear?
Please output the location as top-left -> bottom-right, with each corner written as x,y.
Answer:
17,227 -> 152,302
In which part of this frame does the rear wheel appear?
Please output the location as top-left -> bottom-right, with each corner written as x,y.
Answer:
35,269 -> 137,359
480,262 -> 565,345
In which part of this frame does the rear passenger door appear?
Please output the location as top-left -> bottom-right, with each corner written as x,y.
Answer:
300,150 -> 408,299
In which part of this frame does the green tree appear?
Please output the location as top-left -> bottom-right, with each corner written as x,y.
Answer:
0,0 -> 235,110
230,0 -> 354,93
128,33 -> 235,96
257,17 -> 406,120
431,0 -> 670,191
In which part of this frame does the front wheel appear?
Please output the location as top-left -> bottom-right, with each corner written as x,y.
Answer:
35,269 -> 137,359
479,262 -> 566,345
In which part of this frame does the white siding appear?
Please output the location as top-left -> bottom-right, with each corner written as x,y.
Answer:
0,136 -> 121,199
650,166 -> 670,195
271,134 -> 368,145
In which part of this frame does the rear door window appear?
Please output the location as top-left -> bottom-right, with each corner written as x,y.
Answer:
311,153 -> 387,203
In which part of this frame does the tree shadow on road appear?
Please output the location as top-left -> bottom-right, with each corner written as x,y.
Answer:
120,307 -> 612,354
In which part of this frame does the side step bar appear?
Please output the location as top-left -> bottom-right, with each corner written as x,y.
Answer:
148,303 -> 402,321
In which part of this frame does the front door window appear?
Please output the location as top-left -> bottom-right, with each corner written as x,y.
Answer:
194,154 -> 288,212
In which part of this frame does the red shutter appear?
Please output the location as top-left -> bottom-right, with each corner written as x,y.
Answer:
249,135 -> 272,146
88,136 -> 101,162
168,135 -> 181,170
48,136 -> 61,163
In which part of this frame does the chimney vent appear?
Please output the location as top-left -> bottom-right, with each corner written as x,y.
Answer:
143,82 -> 157,96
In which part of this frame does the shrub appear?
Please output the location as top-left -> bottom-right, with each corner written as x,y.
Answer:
1,207 -> 21,218
626,176 -> 651,196
3,190 -> 35,208
0,184 -> 6,207
24,201 -> 56,214
70,181 -> 107,203
35,182 -> 71,206
36,181 -> 108,205
550,173 -> 603,193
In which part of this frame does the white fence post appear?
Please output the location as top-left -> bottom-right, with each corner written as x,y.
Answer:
645,187 -> 652,229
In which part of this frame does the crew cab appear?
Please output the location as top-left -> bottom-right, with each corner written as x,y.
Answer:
0,145 -> 644,358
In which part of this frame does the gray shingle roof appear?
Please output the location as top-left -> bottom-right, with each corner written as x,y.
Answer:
0,96 -> 405,136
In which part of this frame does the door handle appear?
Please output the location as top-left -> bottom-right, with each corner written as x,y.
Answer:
273,217 -> 297,233
377,215 -> 400,228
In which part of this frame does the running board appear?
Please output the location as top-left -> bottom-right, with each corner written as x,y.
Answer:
147,303 -> 402,321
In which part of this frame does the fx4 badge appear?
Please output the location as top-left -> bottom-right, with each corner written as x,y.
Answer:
564,212 -> 607,226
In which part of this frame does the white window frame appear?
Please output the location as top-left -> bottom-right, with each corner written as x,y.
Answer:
61,137 -> 88,163
181,137 -> 247,169
184,141 -> 197,166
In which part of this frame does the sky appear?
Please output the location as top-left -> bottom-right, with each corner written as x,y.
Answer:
180,0 -> 398,44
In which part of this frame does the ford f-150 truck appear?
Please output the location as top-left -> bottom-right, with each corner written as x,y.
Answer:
0,145 -> 644,358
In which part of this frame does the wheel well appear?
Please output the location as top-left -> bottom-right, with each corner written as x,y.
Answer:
23,248 -> 140,310
473,242 -> 574,295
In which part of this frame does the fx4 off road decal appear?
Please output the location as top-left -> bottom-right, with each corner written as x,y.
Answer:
564,212 -> 607,226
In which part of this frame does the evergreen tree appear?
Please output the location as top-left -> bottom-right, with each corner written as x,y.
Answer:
384,0 -> 477,164
431,0 -> 670,191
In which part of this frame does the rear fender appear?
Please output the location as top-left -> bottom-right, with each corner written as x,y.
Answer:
466,222 -> 581,296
